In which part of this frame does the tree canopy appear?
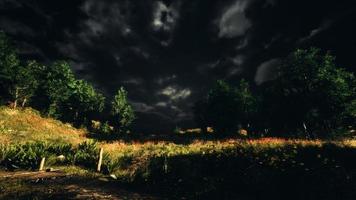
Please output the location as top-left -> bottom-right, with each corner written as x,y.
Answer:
0,32 -> 134,134
194,48 -> 355,138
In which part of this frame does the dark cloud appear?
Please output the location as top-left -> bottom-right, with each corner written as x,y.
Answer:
1,0 -> 356,132
254,58 -> 281,85
217,0 -> 252,38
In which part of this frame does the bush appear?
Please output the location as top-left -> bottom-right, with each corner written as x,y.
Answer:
0,142 -> 47,170
73,140 -> 99,168
111,87 -> 135,133
194,80 -> 258,135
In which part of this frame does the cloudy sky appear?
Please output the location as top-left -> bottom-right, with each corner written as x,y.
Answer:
1,0 -> 355,132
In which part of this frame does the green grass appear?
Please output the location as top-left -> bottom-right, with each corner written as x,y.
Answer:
99,139 -> 356,199
0,106 -> 356,199
0,106 -> 86,145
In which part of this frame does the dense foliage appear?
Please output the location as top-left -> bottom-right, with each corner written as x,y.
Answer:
0,32 -> 134,133
111,87 -> 135,133
194,79 -> 258,134
195,48 -> 355,138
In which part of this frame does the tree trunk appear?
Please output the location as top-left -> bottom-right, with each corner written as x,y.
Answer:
303,122 -> 311,139
13,100 -> 17,109
21,98 -> 27,108
13,88 -> 19,109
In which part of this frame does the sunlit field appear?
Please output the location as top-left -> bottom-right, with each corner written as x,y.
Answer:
0,107 -> 86,145
0,107 -> 355,199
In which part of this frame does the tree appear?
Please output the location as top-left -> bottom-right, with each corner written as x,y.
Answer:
193,98 -> 209,132
63,80 -> 105,126
0,32 -> 38,107
206,80 -> 239,134
0,32 -> 15,102
234,79 -> 259,131
111,87 -> 135,132
193,80 -> 258,135
263,48 -> 355,137
40,61 -> 76,117
0,31 -> 19,104
10,61 -> 39,108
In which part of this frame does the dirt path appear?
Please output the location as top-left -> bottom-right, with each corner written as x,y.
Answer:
0,171 -> 164,200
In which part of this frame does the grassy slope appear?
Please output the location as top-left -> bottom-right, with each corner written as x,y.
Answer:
0,107 -> 86,145
0,106 -> 356,199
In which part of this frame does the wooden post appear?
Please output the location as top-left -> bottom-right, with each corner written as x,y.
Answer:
14,88 -> 19,109
39,157 -> 45,171
97,148 -> 104,172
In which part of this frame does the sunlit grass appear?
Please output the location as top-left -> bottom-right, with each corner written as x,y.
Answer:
101,137 -> 344,158
0,106 -> 86,145
1,105 -> 355,190
99,137 -> 356,180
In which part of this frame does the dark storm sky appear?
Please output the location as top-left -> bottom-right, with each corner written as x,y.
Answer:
1,0 -> 356,132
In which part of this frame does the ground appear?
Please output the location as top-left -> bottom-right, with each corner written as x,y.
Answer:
0,169 -> 162,200
0,107 -> 355,199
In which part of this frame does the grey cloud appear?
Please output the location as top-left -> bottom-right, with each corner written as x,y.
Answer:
299,20 -> 334,43
156,74 -> 177,85
123,78 -> 144,86
152,1 -> 180,32
78,0 -> 133,45
151,1 -> 181,46
155,102 -> 168,107
131,102 -> 155,113
56,42 -> 81,60
227,67 -> 243,77
159,86 -> 192,101
218,0 -> 252,38
236,37 -> 249,50
254,58 -> 281,85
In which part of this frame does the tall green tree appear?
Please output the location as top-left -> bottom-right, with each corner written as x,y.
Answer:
193,79 -> 258,134
64,80 -> 105,126
41,61 -> 76,117
0,32 -> 17,102
10,61 -> 39,108
111,87 -> 135,132
264,48 -> 355,137
0,32 -> 38,107
206,80 -> 239,134
234,79 -> 259,130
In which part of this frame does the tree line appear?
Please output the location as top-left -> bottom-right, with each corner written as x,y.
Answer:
194,48 -> 356,138
0,32 -> 135,134
1,31 -> 355,138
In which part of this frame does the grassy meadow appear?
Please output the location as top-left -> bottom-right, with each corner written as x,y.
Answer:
0,107 -> 86,145
0,106 -> 356,199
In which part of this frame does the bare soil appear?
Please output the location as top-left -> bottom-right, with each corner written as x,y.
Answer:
0,170 -> 163,200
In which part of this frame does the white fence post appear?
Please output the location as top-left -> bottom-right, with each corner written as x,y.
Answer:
39,157 -> 45,171
97,148 -> 104,172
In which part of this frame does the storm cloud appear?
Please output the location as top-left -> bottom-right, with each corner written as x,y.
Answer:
1,0 -> 356,132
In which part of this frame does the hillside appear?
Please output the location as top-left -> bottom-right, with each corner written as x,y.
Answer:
0,107 -> 87,145
0,106 -> 356,199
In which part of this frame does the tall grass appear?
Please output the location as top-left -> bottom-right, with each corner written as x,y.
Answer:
0,107 -> 86,145
100,139 -> 356,199
0,141 -> 99,170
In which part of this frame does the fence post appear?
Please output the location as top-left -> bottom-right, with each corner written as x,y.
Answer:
39,157 -> 45,171
97,148 -> 104,172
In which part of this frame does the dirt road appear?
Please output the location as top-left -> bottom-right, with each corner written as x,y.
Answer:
0,171 -> 164,200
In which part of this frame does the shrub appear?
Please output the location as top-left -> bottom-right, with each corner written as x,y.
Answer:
73,140 -> 99,168
1,142 -> 47,170
0,141 -> 101,171
111,87 -> 135,133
